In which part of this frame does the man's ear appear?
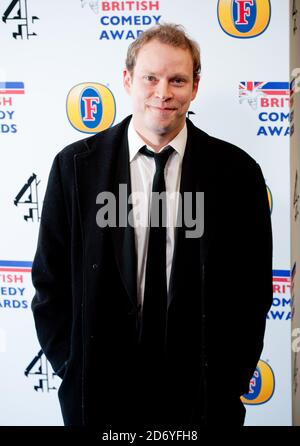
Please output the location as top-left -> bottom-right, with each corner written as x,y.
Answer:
191,74 -> 200,101
123,69 -> 132,94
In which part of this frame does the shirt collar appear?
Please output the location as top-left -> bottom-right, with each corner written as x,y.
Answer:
128,118 -> 187,163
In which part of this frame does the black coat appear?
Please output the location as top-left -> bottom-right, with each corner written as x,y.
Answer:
31,116 -> 273,428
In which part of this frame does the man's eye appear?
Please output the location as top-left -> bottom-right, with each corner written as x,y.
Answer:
144,75 -> 157,82
172,79 -> 185,85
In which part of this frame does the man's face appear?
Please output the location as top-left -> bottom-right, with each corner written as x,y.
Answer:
123,39 -> 199,143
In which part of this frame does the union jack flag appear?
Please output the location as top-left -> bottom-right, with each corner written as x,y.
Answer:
239,81 -> 290,97
239,81 -> 290,109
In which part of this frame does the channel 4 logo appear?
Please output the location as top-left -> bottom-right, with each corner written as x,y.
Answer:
218,0 -> 271,39
66,82 -> 116,134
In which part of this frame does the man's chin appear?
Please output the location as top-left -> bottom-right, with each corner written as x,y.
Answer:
151,126 -> 171,136
147,120 -> 175,136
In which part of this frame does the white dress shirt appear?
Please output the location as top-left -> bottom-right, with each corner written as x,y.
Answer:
128,119 -> 187,308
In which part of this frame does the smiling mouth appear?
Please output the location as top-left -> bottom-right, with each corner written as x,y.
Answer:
148,105 -> 177,112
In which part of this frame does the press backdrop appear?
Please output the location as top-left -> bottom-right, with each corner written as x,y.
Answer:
0,0 -> 292,426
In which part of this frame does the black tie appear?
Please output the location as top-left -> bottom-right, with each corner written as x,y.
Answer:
139,145 -> 175,359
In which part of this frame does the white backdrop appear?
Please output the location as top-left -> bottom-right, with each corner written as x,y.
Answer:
290,0 -> 300,427
0,0 -> 291,426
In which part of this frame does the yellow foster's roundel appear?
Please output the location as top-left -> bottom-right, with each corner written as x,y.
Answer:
241,360 -> 275,405
266,185 -> 273,213
66,82 -> 116,134
218,0 -> 271,38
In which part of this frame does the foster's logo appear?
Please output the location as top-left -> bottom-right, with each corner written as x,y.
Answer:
267,185 -> 273,213
66,82 -> 116,133
241,359 -> 275,405
218,0 -> 271,38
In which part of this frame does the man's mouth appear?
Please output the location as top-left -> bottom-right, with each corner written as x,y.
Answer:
148,105 -> 177,112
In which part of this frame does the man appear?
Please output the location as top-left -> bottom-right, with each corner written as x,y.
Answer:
31,23 -> 272,429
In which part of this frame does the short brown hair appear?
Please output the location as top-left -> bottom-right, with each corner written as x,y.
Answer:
125,23 -> 201,80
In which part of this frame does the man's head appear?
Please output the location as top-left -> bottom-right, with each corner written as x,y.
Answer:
125,23 -> 201,81
123,23 -> 201,150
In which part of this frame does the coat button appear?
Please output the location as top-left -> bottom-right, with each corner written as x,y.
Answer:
92,264 -> 98,270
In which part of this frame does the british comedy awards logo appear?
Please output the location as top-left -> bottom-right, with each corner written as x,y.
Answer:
241,359 -> 275,405
0,81 -> 25,134
218,0 -> 271,39
0,260 -> 32,310
66,82 -> 116,134
81,0 -> 162,40
268,270 -> 291,321
239,81 -> 290,136
2,0 -> 39,39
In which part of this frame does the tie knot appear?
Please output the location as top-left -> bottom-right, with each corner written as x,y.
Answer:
139,145 -> 174,171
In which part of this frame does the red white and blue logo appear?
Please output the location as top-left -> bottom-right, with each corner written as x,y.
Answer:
239,81 -> 290,136
0,260 -> 32,273
268,270 -> 291,321
239,82 -> 290,109
0,82 -> 25,95
0,81 -> 25,134
0,260 -> 32,310
81,0 -> 162,40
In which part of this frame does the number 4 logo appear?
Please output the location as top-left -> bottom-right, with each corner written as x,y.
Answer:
2,0 -> 39,39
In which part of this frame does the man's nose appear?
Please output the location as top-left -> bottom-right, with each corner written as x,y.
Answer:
154,80 -> 172,100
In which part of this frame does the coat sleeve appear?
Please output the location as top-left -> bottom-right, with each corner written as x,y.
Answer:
31,153 -> 72,379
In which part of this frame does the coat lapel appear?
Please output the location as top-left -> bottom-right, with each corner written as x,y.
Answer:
111,132 -> 138,308
74,117 -> 137,309
168,120 -> 208,308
